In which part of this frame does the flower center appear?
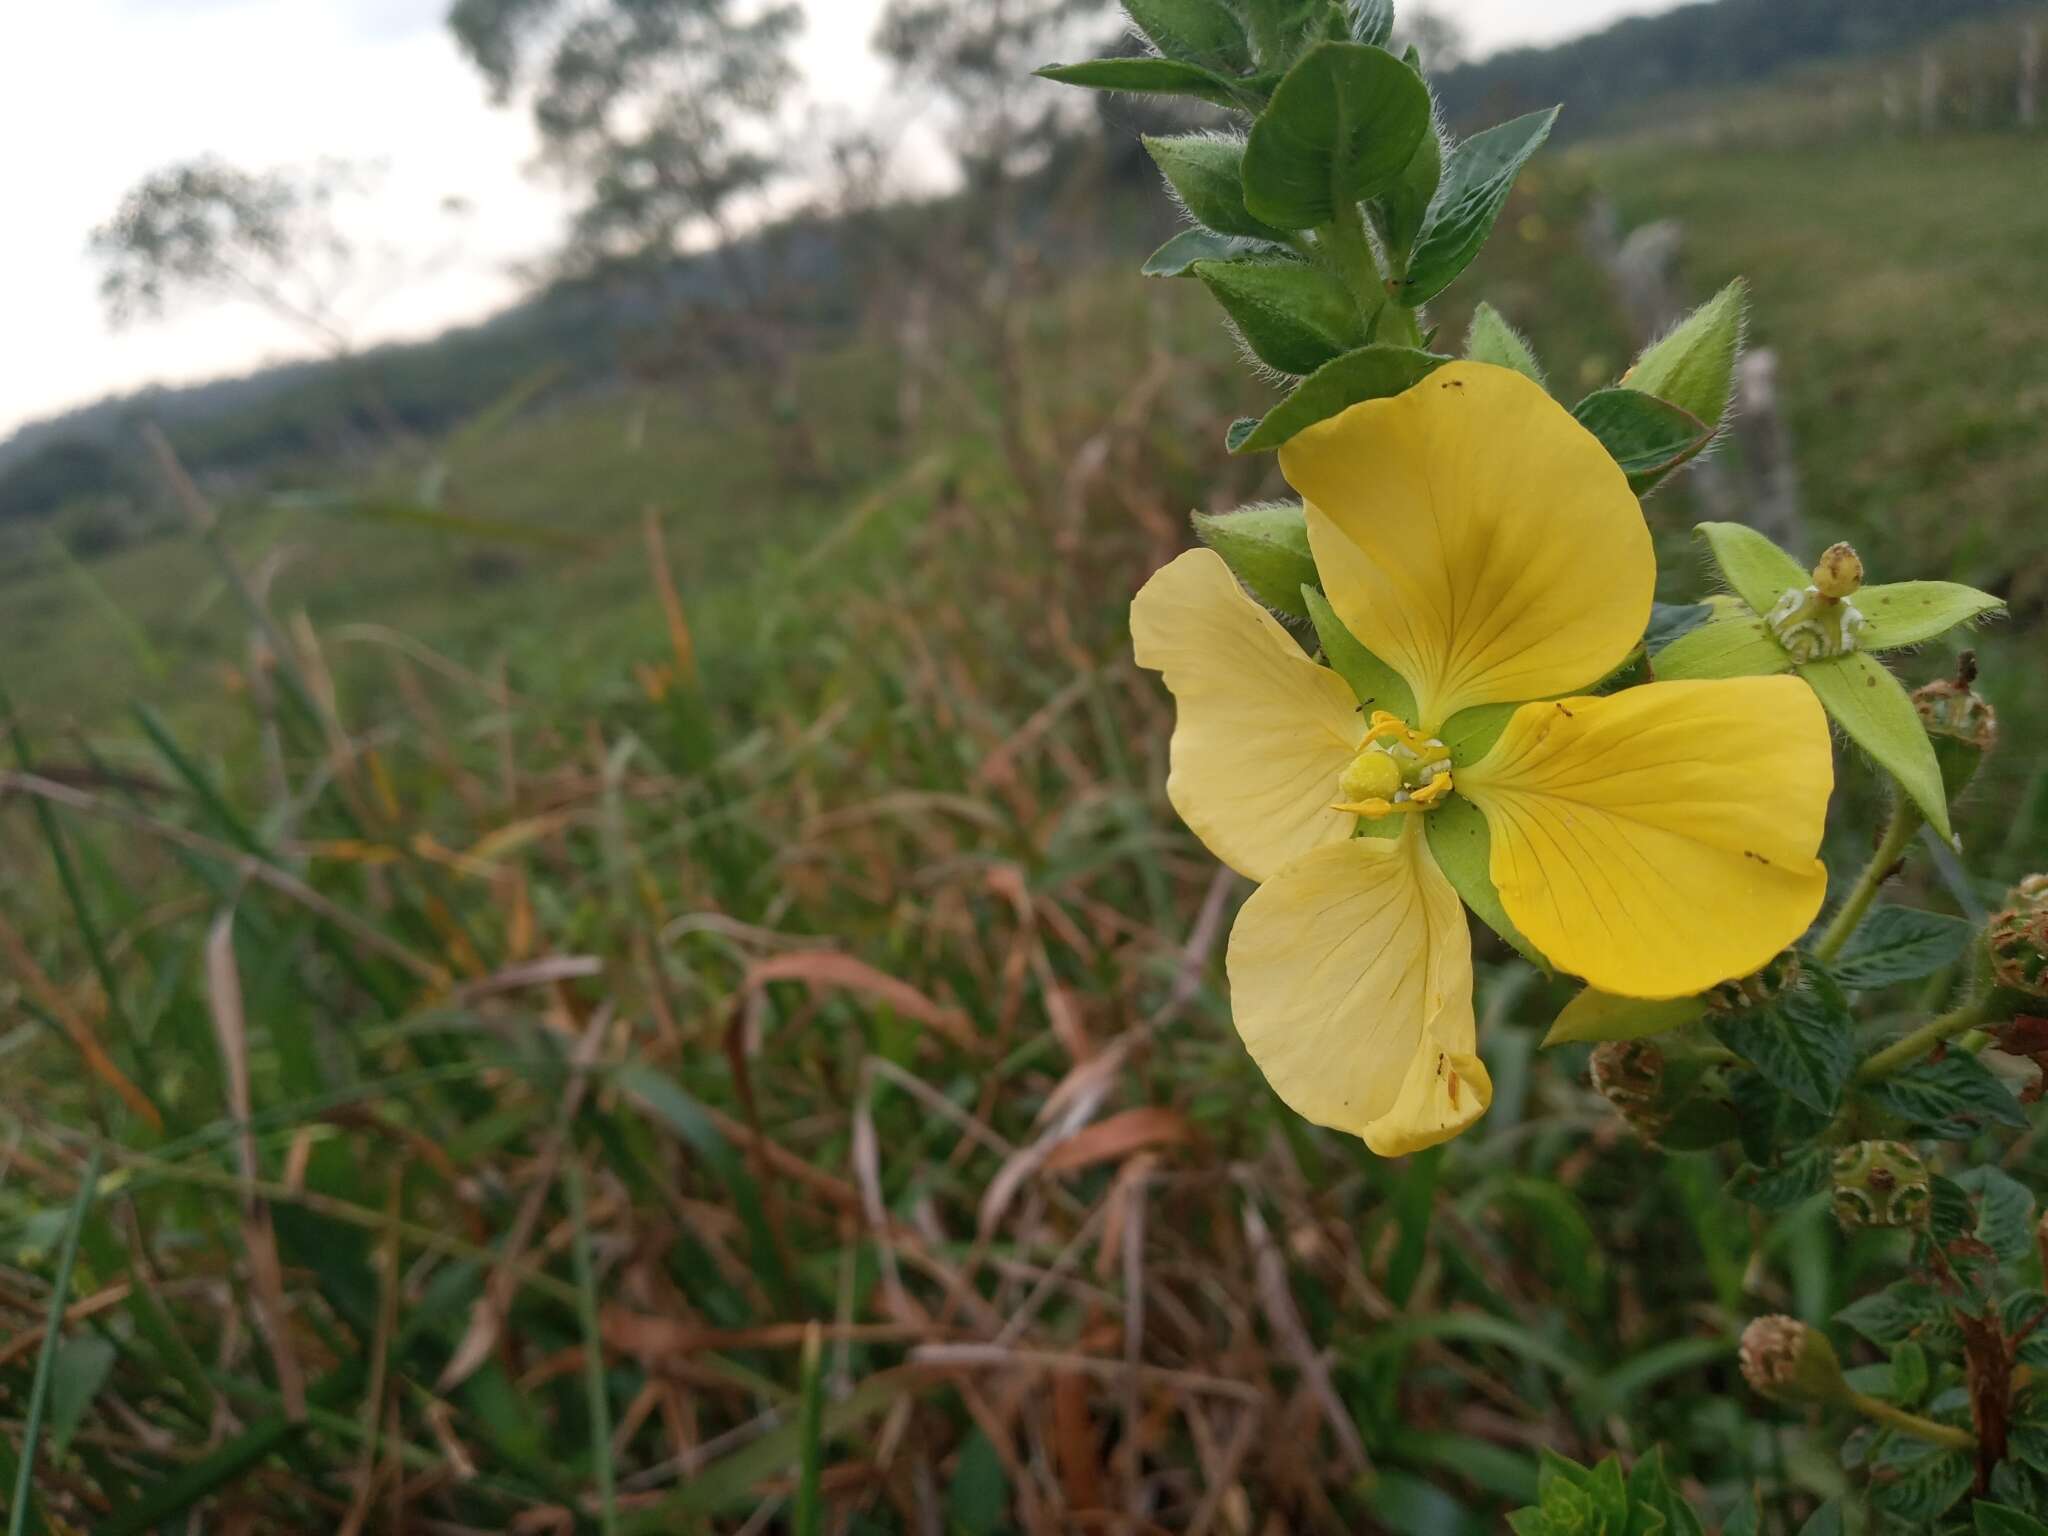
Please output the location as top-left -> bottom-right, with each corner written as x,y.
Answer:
1332,711 -> 1453,818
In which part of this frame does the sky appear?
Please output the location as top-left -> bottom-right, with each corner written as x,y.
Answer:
0,0 -> 1688,440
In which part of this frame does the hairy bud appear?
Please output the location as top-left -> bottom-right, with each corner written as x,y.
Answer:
1811,542 -> 1865,600
1739,1315 -> 1848,1406
1705,950 -> 1802,1014
1830,1140 -> 1931,1230
1914,652 -> 1998,798
1589,1036 -> 1737,1150
1990,877 -> 2048,998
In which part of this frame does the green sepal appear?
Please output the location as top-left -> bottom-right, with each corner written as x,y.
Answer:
1230,343 -> 1447,451
1800,651 -> 1953,843
1697,521 -> 1807,616
1142,133 -> 1289,240
1123,0 -> 1253,71
1623,278 -> 1747,430
1426,795 -> 1544,965
1463,302 -> 1547,388
1142,228 -> 1274,277
1649,598 -> 1791,681
1302,582 -> 1415,719
1344,0 -> 1394,47
1240,42 -> 1432,229
1571,388 -> 1713,492
1190,501 -> 1317,618
1398,107 -> 1559,306
1194,256 -> 1368,374
1439,700 -> 1516,764
1035,57 -> 1245,109
1543,989 -> 1705,1047
1857,580 -> 2005,651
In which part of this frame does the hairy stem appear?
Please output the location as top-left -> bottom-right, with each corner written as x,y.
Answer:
1318,199 -> 1388,333
1814,795 -> 1923,964
1843,1389 -> 1979,1452
1855,989 -> 1994,1083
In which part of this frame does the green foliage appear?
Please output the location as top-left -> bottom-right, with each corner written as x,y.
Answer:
1240,43 -> 1432,229
1506,1448 -> 1708,1534
1622,279 -> 1747,431
1194,256 -> 1367,372
1543,990 -> 1705,1047
1191,500 -> 1318,618
1802,651 -> 1954,842
1832,908 -> 1976,990
1569,388 -> 1713,492
1397,108 -> 1559,305
1464,301 -> 1547,386
1303,580 -> 1415,717
1143,133 -> 1289,240
1229,342 -> 1446,449
1858,581 -> 2007,652
1124,0 -> 1253,71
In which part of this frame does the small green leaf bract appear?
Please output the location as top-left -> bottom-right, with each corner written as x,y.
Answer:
1400,107 -> 1559,305
1241,43 -> 1432,229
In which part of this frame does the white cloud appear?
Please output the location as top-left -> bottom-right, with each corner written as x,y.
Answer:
2,0 -> 1685,439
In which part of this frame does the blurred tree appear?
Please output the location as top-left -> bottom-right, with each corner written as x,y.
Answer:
1393,6 -> 1468,72
90,158 -> 360,351
448,0 -> 803,271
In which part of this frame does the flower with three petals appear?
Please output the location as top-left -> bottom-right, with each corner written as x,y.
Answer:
1133,363 -> 1836,1154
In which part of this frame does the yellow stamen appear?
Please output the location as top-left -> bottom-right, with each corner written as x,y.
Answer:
1333,712 -> 1454,819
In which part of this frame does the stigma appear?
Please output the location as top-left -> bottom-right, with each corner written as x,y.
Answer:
1333,711 -> 1453,818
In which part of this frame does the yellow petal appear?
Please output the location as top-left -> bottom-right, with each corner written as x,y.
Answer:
1225,824 -> 1488,1153
1280,362 -> 1653,729
1458,677 -> 1832,998
1131,549 -> 1365,883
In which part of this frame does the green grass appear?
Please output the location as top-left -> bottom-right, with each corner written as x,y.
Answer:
0,114 -> 2044,1534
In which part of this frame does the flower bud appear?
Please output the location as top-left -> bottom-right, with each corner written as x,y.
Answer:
1705,950 -> 1802,1014
1913,652 -> 1998,799
1990,878 -> 2048,998
1589,1036 -> 1737,1149
1739,1315 -> 1849,1406
1830,1140 -> 1931,1230
1811,542 -> 1865,600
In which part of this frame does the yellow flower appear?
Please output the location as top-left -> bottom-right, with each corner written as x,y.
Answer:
1133,363 -> 1834,1155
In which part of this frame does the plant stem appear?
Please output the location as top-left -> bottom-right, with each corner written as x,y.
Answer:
1814,795 -> 1923,964
1844,1389 -> 1978,1453
1319,200 -> 1389,332
1855,990 -> 1994,1083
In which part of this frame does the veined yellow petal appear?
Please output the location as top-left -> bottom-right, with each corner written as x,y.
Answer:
1280,362 -> 1653,730
1225,823 -> 1487,1152
1132,549 -> 1365,883
1459,677 -> 1832,998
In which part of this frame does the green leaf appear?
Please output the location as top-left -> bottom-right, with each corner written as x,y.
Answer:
45,1335 -> 115,1461
1727,1147 -> 1829,1212
1194,256 -> 1368,374
1426,795 -> 1543,964
1697,521 -> 1808,616
1240,42 -> 1432,229
1400,107 -> 1559,306
1629,1447 -> 1708,1536
1857,580 -> 2006,652
1124,0 -> 1252,70
1192,501 -> 1317,618
1861,1053 -> 2026,1140
1377,113 -> 1443,259
948,1428 -> 1008,1536
1143,133 -> 1289,240
1623,278 -> 1747,430
1712,986 -> 1856,1115
1583,1456 -> 1629,1528
1870,1444 -> 1973,1523
1231,343 -> 1447,451
1830,906 -> 1974,989
1143,227 -> 1273,277
1959,1165 -> 2037,1262
1837,1279 -> 1949,1347
1796,1499 -> 1847,1536
1571,388 -> 1713,490
1303,582 -> 1415,718
1543,989 -> 1704,1047
1345,0 -> 1395,47
1799,651 -> 1952,843
1035,56 -> 1243,108
1891,1340 -> 1930,1406
1463,302 -> 1547,387
1648,602 -> 1791,681
1722,1488 -> 1761,1536
1978,1502 -> 2048,1535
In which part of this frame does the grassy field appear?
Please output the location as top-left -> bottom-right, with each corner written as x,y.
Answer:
0,119 -> 2044,1533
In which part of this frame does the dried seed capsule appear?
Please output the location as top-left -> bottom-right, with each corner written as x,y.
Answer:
1913,653 -> 1998,798
1989,879 -> 2048,998
1704,950 -> 1802,1014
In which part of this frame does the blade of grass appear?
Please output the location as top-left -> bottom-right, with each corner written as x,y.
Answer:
9,1145 -> 103,1536
567,1159 -> 619,1536
794,1322 -> 825,1536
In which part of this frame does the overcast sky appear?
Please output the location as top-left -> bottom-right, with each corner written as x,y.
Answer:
1,0 -> 1689,439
